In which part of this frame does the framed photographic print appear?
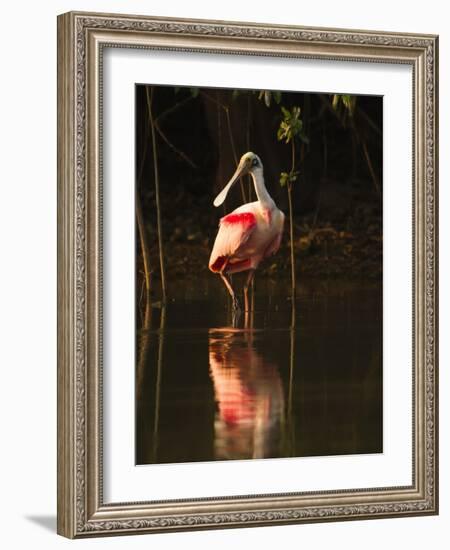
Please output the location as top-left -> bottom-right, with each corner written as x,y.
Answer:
57,11 -> 439,538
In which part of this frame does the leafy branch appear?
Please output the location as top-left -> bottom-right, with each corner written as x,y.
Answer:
277,106 -> 307,298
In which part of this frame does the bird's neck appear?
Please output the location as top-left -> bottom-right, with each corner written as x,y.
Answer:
251,168 -> 274,208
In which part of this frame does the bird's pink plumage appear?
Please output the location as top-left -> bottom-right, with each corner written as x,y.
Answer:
208,212 -> 257,273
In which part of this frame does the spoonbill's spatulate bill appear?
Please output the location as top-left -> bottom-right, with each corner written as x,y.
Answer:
209,152 -> 285,312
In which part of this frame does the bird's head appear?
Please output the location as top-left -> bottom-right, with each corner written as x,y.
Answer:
240,151 -> 263,172
213,152 -> 263,207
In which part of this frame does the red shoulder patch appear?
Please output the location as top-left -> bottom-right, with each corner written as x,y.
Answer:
221,212 -> 256,227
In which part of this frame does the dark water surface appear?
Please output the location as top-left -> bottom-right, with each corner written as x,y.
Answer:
136,278 -> 382,465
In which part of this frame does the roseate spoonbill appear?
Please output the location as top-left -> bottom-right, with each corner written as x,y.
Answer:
209,152 -> 285,312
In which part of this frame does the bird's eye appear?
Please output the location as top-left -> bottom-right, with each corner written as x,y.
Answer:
252,158 -> 259,167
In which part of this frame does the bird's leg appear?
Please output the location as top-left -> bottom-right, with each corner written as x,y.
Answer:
243,269 -> 256,312
220,272 -> 241,312
232,306 -> 242,328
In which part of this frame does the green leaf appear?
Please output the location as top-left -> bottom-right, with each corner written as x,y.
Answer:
344,95 -> 356,116
332,94 -> 339,110
277,105 -> 306,144
289,170 -> 299,183
280,170 -> 299,187
277,121 -> 291,142
332,93 -> 357,116
279,172 -> 289,187
190,87 -> 199,98
273,91 -> 282,104
257,90 -> 277,108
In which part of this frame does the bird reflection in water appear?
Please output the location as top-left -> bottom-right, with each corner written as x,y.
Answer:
209,327 -> 285,460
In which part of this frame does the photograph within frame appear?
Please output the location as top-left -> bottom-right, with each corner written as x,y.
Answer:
57,11 -> 438,538
135,83 -> 383,466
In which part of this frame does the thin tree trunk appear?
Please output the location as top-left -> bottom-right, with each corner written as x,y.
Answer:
287,300 -> 296,455
146,87 -> 167,303
200,90 -> 247,204
322,115 -> 328,179
287,184 -> 296,298
136,195 -> 151,305
152,305 -> 166,462
361,136 -> 380,194
351,119 -> 380,194
225,107 -> 247,203
136,294 -> 152,402
136,105 -> 152,307
246,93 -> 253,202
245,94 -> 255,310
288,141 -> 297,298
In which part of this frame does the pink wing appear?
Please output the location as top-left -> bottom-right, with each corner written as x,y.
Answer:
264,213 -> 284,258
264,231 -> 283,258
209,212 -> 257,272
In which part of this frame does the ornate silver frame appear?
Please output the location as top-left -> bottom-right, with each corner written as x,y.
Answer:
57,11 -> 439,538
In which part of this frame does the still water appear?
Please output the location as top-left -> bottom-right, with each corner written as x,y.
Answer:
136,278 -> 382,465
